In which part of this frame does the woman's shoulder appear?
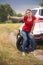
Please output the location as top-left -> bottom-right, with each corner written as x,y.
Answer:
24,15 -> 28,20
32,16 -> 36,20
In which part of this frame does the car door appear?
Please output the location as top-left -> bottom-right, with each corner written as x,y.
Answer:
33,9 -> 43,40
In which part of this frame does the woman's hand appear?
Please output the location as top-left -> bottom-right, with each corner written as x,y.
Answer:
30,32 -> 34,36
7,15 -> 10,20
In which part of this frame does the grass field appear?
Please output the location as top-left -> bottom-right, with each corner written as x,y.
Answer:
0,23 -> 43,65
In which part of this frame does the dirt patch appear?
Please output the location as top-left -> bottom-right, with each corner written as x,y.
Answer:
8,31 -> 43,61
35,54 -> 43,61
9,32 -> 17,46
34,50 -> 43,61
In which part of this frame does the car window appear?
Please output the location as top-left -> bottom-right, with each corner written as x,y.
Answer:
39,9 -> 43,16
32,10 -> 37,16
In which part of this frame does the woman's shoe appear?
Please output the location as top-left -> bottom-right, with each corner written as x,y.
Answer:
22,52 -> 25,56
30,51 -> 37,56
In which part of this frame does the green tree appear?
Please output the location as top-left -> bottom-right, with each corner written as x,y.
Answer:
13,10 -> 17,16
39,3 -> 43,7
0,4 -> 13,23
17,13 -> 23,17
0,4 -> 23,23
0,4 -> 6,22
4,4 -> 13,16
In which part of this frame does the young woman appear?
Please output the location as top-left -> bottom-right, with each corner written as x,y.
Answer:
7,9 -> 40,56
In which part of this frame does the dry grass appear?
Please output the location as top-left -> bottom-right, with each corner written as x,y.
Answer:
0,23 -> 43,65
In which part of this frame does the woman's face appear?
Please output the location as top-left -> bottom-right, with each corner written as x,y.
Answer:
26,10 -> 32,17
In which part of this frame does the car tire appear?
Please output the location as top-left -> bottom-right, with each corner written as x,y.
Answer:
16,35 -> 31,52
16,36 -> 23,51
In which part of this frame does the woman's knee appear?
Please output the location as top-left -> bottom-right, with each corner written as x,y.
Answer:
21,31 -> 27,41
23,36 -> 27,41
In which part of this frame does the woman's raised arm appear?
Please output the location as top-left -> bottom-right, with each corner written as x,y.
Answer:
7,15 -> 24,20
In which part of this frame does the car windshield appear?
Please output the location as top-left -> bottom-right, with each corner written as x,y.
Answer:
39,9 -> 43,16
32,10 -> 37,16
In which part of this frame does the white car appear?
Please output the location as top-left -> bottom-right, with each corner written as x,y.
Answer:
19,7 -> 43,42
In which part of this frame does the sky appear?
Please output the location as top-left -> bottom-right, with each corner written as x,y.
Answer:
0,0 -> 43,14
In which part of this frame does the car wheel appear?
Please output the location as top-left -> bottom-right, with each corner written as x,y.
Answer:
16,36 -> 23,51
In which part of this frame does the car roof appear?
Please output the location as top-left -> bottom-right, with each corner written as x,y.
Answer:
31,7 -> 43,10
